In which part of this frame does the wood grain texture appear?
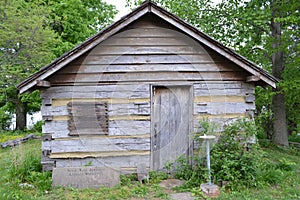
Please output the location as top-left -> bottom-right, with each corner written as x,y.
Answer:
151,86 -> 192,170
50,150 -> 150,159
55,155 -> 150,169
47,137 -> 150,153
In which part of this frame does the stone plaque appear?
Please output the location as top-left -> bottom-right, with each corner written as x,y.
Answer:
52,167 -> 120,188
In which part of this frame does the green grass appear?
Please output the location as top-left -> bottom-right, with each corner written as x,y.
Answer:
0,134 -> 299,200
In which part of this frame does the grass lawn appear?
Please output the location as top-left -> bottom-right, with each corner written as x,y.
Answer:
0,136 -> 299,199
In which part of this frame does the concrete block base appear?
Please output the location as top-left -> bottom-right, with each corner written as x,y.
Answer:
200,183 -> 220,198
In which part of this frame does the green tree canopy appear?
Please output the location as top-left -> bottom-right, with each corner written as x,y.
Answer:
0,0 -> 117,130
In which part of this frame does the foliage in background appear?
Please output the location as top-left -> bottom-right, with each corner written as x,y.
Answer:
0,0 -> 117,130
0,0 -> 59,130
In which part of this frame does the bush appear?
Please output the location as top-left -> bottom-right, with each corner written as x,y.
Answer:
210,119 -> 263,189
0,107 -> 12,130
31,120 -> 43,132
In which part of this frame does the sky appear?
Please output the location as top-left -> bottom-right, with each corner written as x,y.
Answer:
104,0 -> 130,21
104,0 -> 222,21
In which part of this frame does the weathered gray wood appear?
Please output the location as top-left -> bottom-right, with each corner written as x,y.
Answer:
245,93 -> 256,103
109,120 -> 150,136
55,155 -> 150,169
42,133 -> 53,142
87,45 -> 212,55
40,84 -> 150,99
246,109 -> 255,118
69,54 -> 227,65
43,121 -> 68,135
194,88 -> 252,96
50,71 -> 247,84
37,80 -> 51,87
46,119 -> 151,138
49,137 -> 150,153
1,134 -> 35,148
42,98 -> 52,106
194,102 -> 255,115
100,37 -> 201,46
194,81 -> 254,90
42,104 -> 150,118
42,115 -> 53,121
246,75 -> 260,82
151,86 -> 191,170
59,63 -> 241,74
67,101 -> 109,135
137,163 -> 149,183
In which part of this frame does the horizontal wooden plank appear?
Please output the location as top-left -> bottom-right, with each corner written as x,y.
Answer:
70,54 -> 227,65
100,37 -> 199,46
42,103 -> 150,117
109,120 -> 150,136
194,82 -> 254,90
48,137 -> 150,153
194,102 -> 255,114
54,134 -> 150,141
43,121 -> 68,134
52,115 -> 150,121
55,155 -> 150,169
194,113 -> 246,120
42,84 -> 149,94
40,84 -> 150,99
113,27 -> 194,38
44,118 -> 151,138
87,45 -> 212,55
194,88 -> 253,96
50,150 -> 150,159
59,62 -> 241,74
52,98 -> 150,107
194,95 -> 245,103
50,71 -> 247,84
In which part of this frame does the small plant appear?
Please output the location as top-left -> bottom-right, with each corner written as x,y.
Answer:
84,161 -> 93,166
120,173 -> 138,186
148,171 -> 168,184
31,120 -> 44,132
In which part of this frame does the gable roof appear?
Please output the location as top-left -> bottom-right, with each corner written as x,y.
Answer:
17,1 -> 277,94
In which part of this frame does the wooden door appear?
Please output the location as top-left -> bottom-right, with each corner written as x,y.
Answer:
151,86 -> 192,170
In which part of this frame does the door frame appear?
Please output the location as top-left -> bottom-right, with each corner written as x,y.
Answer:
150,84 -> 194,170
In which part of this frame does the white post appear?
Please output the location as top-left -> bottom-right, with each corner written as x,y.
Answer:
199,135 -> 216,185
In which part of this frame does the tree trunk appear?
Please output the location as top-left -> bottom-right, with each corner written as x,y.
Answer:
270,1 -> 289,146
16,97 -> 27,130
272,92 -> 289,146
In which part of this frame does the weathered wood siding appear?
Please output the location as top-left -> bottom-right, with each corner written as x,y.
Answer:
41,15 -> 255,171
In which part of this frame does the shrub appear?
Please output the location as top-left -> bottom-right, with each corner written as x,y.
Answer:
210,119 -> 263,189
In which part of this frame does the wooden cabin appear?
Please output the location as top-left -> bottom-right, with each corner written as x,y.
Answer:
17,1 -> 277,186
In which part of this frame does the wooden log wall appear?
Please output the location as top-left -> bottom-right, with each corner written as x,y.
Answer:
41,15 -> 255,171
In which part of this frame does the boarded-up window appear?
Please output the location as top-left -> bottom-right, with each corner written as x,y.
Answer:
67,101 -> 108,135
